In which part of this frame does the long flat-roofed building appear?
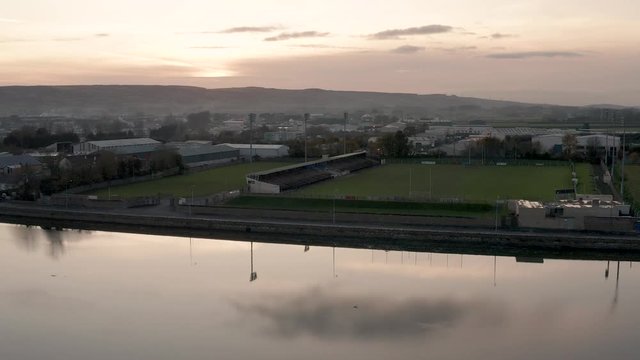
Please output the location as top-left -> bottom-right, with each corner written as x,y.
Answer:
169,143 -> 240,168
222,143 -> 289,159
74,138 -> 160,154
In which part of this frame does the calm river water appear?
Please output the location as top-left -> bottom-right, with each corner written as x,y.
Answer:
1,223 -> 638,360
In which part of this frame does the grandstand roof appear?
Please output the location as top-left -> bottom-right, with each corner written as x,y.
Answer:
248,151 -> 367,177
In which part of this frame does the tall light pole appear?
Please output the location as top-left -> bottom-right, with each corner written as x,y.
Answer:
429,167 -> 432,200
189,185 -> 194,217
248,113 -> 256,164
495,196 -> 500,232
304,113 -> 309,162
621,114 -> 626,198
343,112 -> 348,154
250,242 -> 257,282
409,167 -> 412,197
66,179 -> 71,208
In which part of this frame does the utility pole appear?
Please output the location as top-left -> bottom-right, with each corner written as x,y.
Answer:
621,114 -> 626,198
304,113 -> 309,162
343,112 -> 348,154
248,113 -> 256,163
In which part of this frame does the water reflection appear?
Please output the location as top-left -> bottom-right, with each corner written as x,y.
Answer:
9,225 -> 88,259
1,223 -> 640,360
611,261 -> 620,313
234,288 -> 506,340
250,242 -> 257,282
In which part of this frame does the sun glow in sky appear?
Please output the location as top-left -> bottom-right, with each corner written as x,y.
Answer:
1,0 -> 639,105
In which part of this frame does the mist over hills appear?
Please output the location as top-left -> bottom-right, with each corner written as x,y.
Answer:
0,85 -> 587,119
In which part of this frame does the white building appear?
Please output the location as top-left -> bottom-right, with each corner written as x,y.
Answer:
532,134 -> 620,155
511,199 -> 635,232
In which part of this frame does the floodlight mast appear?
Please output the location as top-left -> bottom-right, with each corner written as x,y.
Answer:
304,113 -> 309,162
621,113 -> 626,199
249,113 -> 256,164
343,112 -> 348,154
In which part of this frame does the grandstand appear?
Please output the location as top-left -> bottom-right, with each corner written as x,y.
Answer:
246,151 -> 379,193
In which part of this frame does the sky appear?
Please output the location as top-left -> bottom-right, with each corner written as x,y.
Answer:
1,0 -> 639,106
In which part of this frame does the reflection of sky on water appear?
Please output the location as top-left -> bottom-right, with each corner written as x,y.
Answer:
0,223 -> 638,360
234,288 -> 506,340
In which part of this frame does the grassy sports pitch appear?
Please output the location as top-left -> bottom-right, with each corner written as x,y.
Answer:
296,163 -> 592,202
85,162 -> 288,198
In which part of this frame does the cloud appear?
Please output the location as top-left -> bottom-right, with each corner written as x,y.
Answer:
0,37 -> 32,44
487,51 -> 584,59
390,45 -> 425,54
491,33 -> 516,39
220,26 -> 281,33
437,46 -> 477,53
0,18 -> 21,23
94,33 -> 110,37
233,289 -> 506,340
189,46 -> 232,49
369,25 -> 453,40
265,31 -> 329,42
52,37 -> 84,42
291,44 -> 365,50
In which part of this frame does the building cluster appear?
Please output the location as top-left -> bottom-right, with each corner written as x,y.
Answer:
510,197 -> 637,233
407,124 -> 622,157
0,135 -> 290,197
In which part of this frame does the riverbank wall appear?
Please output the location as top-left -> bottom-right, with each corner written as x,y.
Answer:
1,203 -> 639,256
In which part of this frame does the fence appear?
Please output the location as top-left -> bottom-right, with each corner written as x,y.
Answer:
385,158 -> 572,166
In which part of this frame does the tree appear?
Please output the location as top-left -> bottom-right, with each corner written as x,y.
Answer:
186,111 -> 211,132
95,151 -> 118,181
378,131 -> 411,158
585,137 -> 601,164
562,134 -> 578,160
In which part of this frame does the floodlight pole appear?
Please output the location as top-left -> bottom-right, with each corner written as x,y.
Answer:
249,113 -> 256,164
429,168 -> 432,200
304,113 -> 309,162
495,197 -> 499,232
343,112 -> 348,154
621,115 -> 626,199
189,185 -> 194,217
409,167 -> 412,197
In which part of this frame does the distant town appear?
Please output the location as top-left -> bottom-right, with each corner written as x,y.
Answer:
1,92 -> 640,235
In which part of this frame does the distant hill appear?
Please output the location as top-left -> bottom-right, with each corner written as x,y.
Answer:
0,85 -> 576,119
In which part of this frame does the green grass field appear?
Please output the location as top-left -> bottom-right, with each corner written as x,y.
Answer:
85,162 -> 288,198
296,163 -> 592,202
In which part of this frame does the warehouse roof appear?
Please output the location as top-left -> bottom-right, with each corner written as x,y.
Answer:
87,138 -> 160,147
175,144 -> 237,157
0,154 -> 41,168
222,143 -> 288,150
